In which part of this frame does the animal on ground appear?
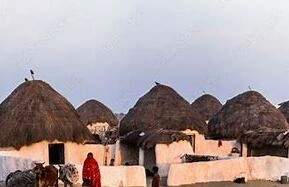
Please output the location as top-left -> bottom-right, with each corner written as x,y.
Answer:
58,164 -> 79,187
33,162 -> 58,187
5,169 -> 36,187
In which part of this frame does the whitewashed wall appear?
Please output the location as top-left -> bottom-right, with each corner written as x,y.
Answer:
167,156 -> 289,186
182,130 -> 237,156
102,166 -> 146,187
0,141 -> 116,166
65,143 -> 115,165
0,156 -> 35,181
0,156 -> 146,187
195,134 -> 237,156
155,141 -> 194,177
63,164 -> 147,187
0,142 -> 49,163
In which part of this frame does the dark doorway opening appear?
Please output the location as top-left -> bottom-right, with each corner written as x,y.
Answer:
190,135 -> 196,152
49,143 -> 65,164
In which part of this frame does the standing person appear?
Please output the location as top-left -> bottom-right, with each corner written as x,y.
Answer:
82,152 -> 101,187
151,166 -> 160,187
109,159 -> 115,166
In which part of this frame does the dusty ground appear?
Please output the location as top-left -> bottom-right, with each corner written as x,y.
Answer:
182,181 -> 289,187
1,180 -> 289,187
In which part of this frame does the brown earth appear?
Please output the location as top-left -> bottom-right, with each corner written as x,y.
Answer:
1,180 -> 288,187
181,181 -> 289,187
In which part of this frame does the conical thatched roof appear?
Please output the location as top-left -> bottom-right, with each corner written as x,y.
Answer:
0,80 -> 92,149
208,91 -> 289,140
119,84 -> 207,136
191,94 -> 222,122
279,101 -> 289,123
77,99 -> 118,127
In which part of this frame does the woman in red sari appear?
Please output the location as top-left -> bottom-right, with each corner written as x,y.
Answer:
82,152 -> 101,187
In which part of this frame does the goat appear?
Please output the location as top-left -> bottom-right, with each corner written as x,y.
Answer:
5,169 -> 36,187
33,162 -> 58,187
58,164 -> 79,187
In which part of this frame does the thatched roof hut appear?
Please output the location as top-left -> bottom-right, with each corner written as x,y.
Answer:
191,94 -> 222,122
77,99 -> 118,127
119,84 -> 207,136
279,101 -> 289,123
238,127 -> 289,148
0,80 -> 92,149
208,91 -> 289,140
121,129 -> 190,149
238,127 -> 289,157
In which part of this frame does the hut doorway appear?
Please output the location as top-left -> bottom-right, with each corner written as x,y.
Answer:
48,143 -> 65,164
120,143 -> 139,165
144,148 -> 156,171
190,135 -> 196,152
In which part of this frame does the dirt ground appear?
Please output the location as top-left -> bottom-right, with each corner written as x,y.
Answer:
1,180 -> 289,187
182,181 -> 289,187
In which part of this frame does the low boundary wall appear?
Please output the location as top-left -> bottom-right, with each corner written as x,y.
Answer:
167,156 -> 289,186
0,156 -> 146,187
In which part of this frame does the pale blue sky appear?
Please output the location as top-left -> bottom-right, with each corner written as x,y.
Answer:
1,0 -> 289,112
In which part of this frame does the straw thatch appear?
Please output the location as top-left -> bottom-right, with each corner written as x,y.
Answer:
208,91 -> 289,140
119,84 -> 207,136
191,94 -> 222,122
0,80 -> 92,149
279,101 -> 289,123
121,129 -> 190,149
77,99 -> 118,127
238,127 -> 289,148
115,113 -> 126,122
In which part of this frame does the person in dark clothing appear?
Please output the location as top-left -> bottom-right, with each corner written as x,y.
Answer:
109,159 -> 115,166
151,166 -> 160,187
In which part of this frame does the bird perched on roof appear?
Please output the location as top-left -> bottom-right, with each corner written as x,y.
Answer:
24,78 -> 29,82
30,69 -> 35,80
155,81 -> 161,86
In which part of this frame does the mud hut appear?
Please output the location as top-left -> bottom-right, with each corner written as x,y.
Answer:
239,127 -> 289,157
77,99 -> 119,144
191,94 -> 222,123
0,80 -> 107,165
208,91 -> 289,140
117,84 -> 206,178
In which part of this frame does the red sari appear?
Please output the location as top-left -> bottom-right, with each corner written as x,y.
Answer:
82,157 -> 101,187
